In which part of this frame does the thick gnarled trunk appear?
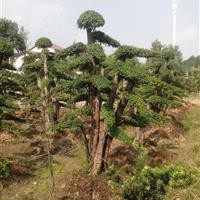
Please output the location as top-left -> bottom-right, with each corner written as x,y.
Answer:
42,53 -> 59,131
91,121 -> 108,176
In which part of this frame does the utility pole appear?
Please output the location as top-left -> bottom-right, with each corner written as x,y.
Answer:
172,0 -> 177,47
199,0 -> 200,55
0,0 -> 3,18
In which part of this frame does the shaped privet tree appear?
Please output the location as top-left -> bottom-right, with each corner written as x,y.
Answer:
52,10 -> 173,176
35,37 -> 54,131
21,38 -> 65,131
0,39 -> 22,130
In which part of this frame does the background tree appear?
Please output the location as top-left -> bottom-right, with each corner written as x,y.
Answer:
0,39 -> 22,130
182,55 -> 200,93
0,18 -> 28,52
145,40 -> 185,114
20,37 -> 72,133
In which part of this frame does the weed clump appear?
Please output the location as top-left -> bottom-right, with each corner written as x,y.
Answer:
0,159 -> 10,181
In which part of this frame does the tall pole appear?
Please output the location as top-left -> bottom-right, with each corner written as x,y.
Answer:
0,0 -> 3,18
172,0 -> 177,47
199,0 -> 200,55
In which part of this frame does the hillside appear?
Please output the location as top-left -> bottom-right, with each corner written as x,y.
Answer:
0,94 -> 199,200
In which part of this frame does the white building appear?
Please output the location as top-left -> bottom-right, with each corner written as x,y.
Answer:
14,44 -> 63,69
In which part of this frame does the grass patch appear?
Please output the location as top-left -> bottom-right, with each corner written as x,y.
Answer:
165,102 -> 200,199
0,145 -> 87,200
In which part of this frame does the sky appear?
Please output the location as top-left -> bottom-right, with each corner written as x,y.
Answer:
1,0 -> 199,59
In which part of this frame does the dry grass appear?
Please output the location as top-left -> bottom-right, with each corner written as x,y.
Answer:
165,97 -> 200,200
0,146 -> 87,200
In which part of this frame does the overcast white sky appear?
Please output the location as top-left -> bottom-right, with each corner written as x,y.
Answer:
2,0 -> 199,59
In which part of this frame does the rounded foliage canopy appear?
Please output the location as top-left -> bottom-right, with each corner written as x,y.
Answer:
0,39 -> 13,59
77,10 -> 105,30
35,37 -> 52,48
88,43 -> 106,63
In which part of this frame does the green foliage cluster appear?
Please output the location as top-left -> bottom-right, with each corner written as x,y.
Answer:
0,18 -> 27,52
182,55 -> 200,93
88,43 -> 106,63
35,37 -> 52,48
0,159 -> 10,180
115,45 -> 160,61
168,165 -> 199,188
122,165 -> 199,200
59,42 -> 86,58
51,107 -> 90,133
0,37 -> 23,130
92,31 -> 120,47
0,39 -> 13,59
183,55 -> 200,68
77,10 -> 105,30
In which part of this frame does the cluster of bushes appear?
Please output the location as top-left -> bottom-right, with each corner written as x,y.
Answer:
123,165 -> 199,200
107,160 -> 199,200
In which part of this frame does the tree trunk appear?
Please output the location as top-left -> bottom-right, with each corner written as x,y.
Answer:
109,75 -> 120,107
52,98 -> 60,122
80,125 -> 91,164
0,58 -> 3,68
91,89 -> 101,158
87,29 -> 93,45
102,135 -> 113,170
133,127 -> 144,144
115,81 -> 135,124
43,53 -> 49,96
92,122 -> 107,176
43,52 -> 52,131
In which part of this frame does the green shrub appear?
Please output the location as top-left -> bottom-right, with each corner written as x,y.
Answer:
106,165 -> 122,184
0,159 -> 10,180
168,165 -> 199,188
123,166 -> 167,200
122,165 -> 199,200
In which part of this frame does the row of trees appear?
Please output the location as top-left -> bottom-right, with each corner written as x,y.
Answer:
182,56 -> 200,92
0,18 -> 27,130
0,11 -> 186,176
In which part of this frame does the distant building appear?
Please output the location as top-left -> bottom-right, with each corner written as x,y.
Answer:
13,44 -> 64,69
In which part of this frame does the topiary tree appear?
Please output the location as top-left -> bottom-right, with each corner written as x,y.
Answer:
35,37 -> 54,131
35,37 -> 53,49
146,40 -> 185,114
77,10 -> 120,47
21,38 -> 70,133
0,39 -> 22,131
78,10 -> 105,45
51,11 -> 174,176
